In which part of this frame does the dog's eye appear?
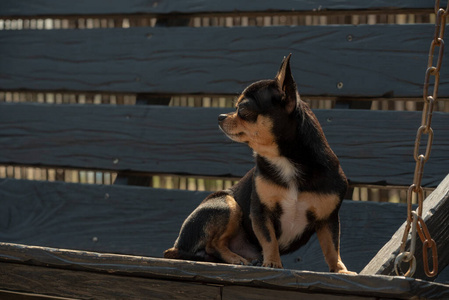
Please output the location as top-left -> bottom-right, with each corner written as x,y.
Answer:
237,107 -> 247,119
237,105 -> 257,122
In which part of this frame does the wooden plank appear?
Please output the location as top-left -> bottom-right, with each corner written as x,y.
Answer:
1,25 -> 447,97
1,103 -> 449,187
361,174 -> 449,281
0,290 -> 77,300
0,178 -> 204,258
223,286 -> 375,300
0,178 -> 422,273
0,262 -> 221,300
0,0 -> 440,17
1,243 -> 449,299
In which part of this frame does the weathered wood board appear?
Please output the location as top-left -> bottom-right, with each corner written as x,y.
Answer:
0,262 -> 222,300
1,25 -> 447,97
0,0 -> 440,17
1,103 -> 448,187
1,243 -> 449,299
0,178 -> 426,273
361,174 -> 449,282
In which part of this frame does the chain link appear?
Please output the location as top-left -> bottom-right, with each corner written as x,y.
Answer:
394,1 -> 448,278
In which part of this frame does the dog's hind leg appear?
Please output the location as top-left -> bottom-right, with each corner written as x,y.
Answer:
206,195 -> 251,265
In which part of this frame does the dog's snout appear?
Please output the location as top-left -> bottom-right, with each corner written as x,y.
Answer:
218,114 -> 227,123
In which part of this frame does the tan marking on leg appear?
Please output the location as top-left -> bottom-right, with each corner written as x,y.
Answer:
316,225 -> 356,274
251,214 -> 283,268
208,196 -> 250,265
298,192 -> 341,220
255,220 -> 283,268
253,176 -> 291,268
254,176 -> 290,208
256,178 -> 341,221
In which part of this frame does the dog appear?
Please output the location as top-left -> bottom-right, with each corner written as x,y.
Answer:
164,54 -> 354,274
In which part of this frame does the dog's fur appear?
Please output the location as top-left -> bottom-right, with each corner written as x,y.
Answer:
164,54 -> 353,273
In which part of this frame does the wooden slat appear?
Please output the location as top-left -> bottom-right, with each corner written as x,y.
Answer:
0,290 -> 78,300
1,242 -> 449,300
223,286 -> 375,300
0,0 -> 439,17
1,25 -> 447,97
361,174 -> 449,281
0,178 -> 204,258
0,178 -> 426,273
0,263 -> 371,300
0,262 -> 221,300
1,103 -> 449,187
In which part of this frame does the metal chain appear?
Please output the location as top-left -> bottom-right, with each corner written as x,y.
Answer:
394,1 -> 448,278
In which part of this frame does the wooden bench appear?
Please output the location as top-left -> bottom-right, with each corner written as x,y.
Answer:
1,1 -> 449,299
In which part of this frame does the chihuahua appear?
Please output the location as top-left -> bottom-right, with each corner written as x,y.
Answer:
164,54 -> 353,274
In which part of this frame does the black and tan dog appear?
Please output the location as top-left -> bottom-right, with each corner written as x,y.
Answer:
164,54 -> 354,274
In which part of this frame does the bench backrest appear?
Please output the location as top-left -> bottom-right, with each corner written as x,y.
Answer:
1,4 -> 448,97
1,0 -> 448,189
0,103 -> 448,187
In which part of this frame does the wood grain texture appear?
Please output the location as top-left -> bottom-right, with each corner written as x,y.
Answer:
0,262 -> 221,300
1,103 -> 449,187
0,0 -> 440,17
361,174 -> 449,282
0,179 -> 204,257
223,286 -> 375,300
1,243 -> 448,299
0,178 -> 420,273
0,290 -> 78,300
1,25 -> 447,97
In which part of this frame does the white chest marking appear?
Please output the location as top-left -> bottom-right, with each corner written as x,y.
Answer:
256,156 -> 338,250
277,185 -> 310,249
278,191 -> 340,250
266,156 -> 298,183
263,156 -> 309,249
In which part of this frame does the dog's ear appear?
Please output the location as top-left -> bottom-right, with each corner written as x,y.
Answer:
275,53 -> 297,114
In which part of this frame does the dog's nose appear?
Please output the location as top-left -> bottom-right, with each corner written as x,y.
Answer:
218,114 -> 227,123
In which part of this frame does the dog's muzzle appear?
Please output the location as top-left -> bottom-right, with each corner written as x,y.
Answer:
218,114 -> 231,135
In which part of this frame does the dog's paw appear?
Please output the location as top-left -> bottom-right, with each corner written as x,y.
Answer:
337,270 -> 357,275
230,257 -> 250,266
251,259 -> 262,266
262,260 -> 283,268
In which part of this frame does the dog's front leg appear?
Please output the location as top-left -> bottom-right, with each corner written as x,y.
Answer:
316,212 -> 355,274
250,210 -> 283,268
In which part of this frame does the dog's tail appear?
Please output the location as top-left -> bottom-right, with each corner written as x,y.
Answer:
163,247 -> 203,261
163,247 -> 217,262
163,247 -> 182,259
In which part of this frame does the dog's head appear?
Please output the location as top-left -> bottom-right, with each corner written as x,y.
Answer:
218,54 -> 299,158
